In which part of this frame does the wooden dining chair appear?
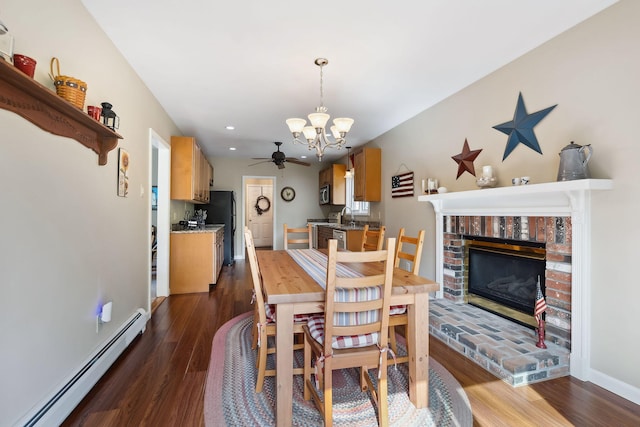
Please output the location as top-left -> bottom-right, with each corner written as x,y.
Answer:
303,238 -> 396,427
389,228 -> 425,363
244,227 -> 309,392
283,223 -> 312,249
360,224 -> 386,251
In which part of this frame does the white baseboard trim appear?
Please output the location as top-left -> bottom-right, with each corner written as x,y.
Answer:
14,308 -> 148,427
589,368 -> 640,405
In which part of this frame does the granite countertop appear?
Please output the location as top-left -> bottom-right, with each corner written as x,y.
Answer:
314,223 -> 379,231
171,224 -> 224,233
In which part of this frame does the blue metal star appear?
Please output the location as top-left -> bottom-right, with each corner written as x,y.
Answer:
493,92 -> 557,160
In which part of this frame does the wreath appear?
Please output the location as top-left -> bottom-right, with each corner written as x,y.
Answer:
254,195 -> 271,215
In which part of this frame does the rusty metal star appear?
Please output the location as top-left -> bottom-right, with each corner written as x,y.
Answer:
452,139 -> 482,179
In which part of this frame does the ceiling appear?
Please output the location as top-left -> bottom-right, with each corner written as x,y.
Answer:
81,0 -> 617,164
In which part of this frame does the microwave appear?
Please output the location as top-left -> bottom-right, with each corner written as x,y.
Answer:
319,185 -> 330,205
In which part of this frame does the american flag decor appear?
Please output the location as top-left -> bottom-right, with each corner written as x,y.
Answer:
534,276 -> 547,322
391,171 -> 414,198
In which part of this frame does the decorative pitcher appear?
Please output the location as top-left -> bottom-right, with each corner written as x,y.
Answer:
557,141 -> 592,181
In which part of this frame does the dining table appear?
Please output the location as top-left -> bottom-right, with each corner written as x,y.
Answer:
256,248 -> 440,427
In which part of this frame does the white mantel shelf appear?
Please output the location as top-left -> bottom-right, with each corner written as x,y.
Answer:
418,178 -> 613,380
418,179 -> 613,217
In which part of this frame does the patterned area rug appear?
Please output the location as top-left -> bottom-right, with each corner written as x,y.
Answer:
205,312 -> 472,427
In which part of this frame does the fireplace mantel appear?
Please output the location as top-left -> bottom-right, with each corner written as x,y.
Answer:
418,178 -> 613,380
417,179 -> 613,216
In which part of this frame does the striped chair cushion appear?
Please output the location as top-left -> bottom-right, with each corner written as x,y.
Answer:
307,285 -> 385,349
264,303 -> 312,324
307,315 -> 379,349
390,304 -> 407,315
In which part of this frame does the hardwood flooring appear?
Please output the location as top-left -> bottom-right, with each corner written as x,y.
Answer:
63,260 -> 640,426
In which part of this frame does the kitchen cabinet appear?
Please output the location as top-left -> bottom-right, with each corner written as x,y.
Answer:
353,147 -> 381,202
170,228 -> 224,294
346,229 -> 364,252
170,136 -> 213,203
214,227 -> 224,278
319,163 -> 346,205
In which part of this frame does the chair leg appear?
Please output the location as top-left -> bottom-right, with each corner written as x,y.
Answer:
303,335 -> 312,401
255,326 -> 267,392
251,311 -> 258,350
377,373 -> 389,427
388,326 -> 398,355
323,359 -> 333,427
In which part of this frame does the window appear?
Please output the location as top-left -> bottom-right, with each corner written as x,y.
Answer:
345,176 -> 369,216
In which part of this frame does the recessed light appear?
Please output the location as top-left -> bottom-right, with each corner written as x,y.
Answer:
229,147 -> 236,151
225,125 -> 235,130
301,155 -> 307,159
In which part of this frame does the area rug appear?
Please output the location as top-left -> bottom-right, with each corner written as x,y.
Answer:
204,312 -> 472,426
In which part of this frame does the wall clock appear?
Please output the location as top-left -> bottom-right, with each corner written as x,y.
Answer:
281,186 -> 295,202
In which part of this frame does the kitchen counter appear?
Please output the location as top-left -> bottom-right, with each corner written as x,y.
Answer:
171,224 -> 224,233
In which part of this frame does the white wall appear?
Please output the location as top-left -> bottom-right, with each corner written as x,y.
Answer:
210,158 -> 326,253
374,0 -> 639,400
0,0 -> 180,423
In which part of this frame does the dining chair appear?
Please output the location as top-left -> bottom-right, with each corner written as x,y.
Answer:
360,224 -> 386,251
283,223 -> 313,249
389,228 -> 425,363
303,237 -> 396,427
244,227 -> 309,392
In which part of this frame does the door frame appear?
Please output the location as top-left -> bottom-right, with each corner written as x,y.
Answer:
241,175 -> 276,255
149,129 -> 170,303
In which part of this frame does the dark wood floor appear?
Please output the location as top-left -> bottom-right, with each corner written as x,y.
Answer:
63,260 -> 640,426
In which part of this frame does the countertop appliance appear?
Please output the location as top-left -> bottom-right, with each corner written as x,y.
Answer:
320,184 -> 330,205
199,190 -> 235,265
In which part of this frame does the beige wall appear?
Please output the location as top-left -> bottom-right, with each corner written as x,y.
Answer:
0,0 -> 180,423
374,0 -> 639,401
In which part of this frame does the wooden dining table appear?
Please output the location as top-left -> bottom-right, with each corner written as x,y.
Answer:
256,249 -> 440,427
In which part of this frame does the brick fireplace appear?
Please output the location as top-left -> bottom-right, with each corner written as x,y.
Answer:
443,215 -> 572,350
418,179 -> 612,384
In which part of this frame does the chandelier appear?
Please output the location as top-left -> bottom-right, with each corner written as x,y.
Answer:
286,58 -> 354,161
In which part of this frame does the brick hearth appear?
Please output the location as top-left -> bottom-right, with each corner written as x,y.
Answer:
429,299 -> 570,386
427,215 -> 573,386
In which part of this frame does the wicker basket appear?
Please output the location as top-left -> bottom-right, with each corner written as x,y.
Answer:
50,57 -> 87,109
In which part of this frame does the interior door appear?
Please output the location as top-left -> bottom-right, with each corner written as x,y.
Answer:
246,184 -> 274,247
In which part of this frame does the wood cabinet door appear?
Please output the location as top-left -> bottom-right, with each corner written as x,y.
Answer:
169,232 -> 214,294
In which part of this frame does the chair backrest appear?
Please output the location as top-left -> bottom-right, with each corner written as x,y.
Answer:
323,237 -> 396,355
283,223 -> 312,249
245,227 -> 268,326
394,228 -> 425,275
360,225 -> 386,251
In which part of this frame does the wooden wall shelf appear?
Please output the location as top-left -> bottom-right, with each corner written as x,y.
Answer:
0,59 -> 122,165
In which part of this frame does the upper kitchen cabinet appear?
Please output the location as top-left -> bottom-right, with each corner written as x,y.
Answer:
170,136 -> 213,203
353,147 -> 381,202
319,163 -> 346,205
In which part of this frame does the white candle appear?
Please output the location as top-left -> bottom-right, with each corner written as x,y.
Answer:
482,165 -> 493,178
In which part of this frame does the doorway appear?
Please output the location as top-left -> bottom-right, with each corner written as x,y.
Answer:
149,129 -> 170,311
243,176 -> 275,248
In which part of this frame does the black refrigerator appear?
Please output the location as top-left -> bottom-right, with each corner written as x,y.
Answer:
202,191 -> 235,265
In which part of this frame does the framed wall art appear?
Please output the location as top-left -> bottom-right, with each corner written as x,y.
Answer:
117,148 -> 129,197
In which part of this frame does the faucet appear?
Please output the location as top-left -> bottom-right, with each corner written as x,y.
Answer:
340,206 -> 355,226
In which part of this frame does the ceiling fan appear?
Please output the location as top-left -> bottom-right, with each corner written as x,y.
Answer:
249,141 -> 311,169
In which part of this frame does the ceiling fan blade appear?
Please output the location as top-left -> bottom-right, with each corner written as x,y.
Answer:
251,157 -> 271,160
248,159 -> 272,166
286,158 -> 311,166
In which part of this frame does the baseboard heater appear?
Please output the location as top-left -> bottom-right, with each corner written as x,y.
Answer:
16,308 -> 148,427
